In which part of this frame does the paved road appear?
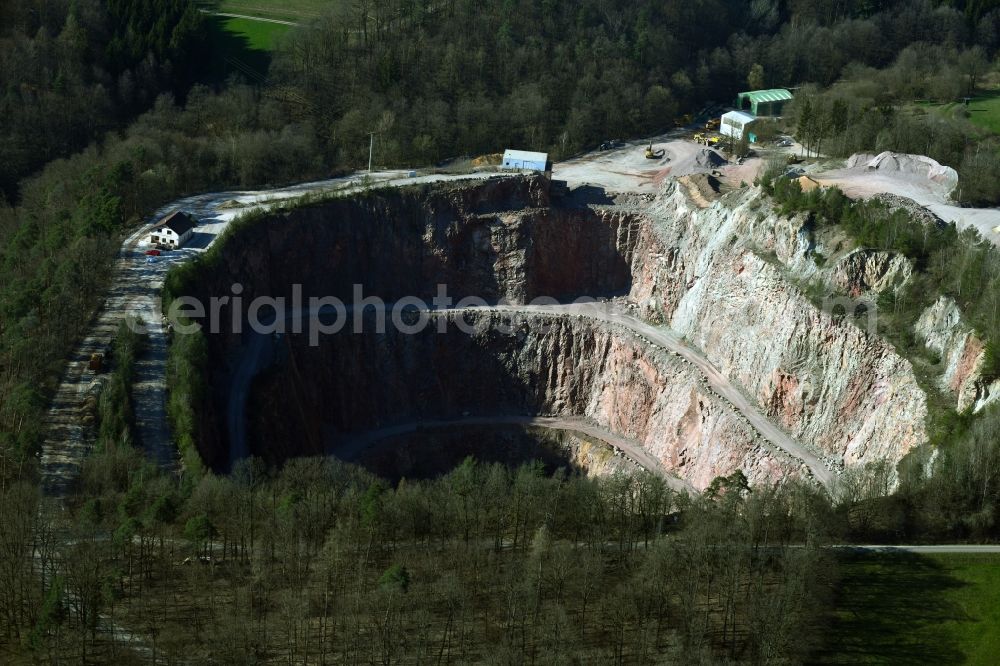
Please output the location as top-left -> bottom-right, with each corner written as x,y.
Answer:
227,302 -> 833,490
202,10 -> 299,26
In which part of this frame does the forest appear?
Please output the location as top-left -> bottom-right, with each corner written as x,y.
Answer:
6,0 -> 1000,661
0,458 -> 837,663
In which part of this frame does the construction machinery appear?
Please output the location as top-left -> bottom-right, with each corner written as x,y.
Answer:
673,113 -> 694,128
693,133 -> 722,148
645,143 -> 665,159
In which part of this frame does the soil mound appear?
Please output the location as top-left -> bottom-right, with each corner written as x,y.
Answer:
869,193 -> 947,228
695,149 -> 727,169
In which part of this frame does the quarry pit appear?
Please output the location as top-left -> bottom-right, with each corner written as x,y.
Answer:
174,174 -> 928,491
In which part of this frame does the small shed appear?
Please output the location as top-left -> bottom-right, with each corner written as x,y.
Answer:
720,110 -> 758,141
736,89 -> 793,117
149,211 -> 196,249
502,149 -> 551,174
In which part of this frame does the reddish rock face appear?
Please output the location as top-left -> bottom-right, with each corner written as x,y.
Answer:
916,295 -> 1000,413
952,336 -> 985,395
765,371 -> 802,430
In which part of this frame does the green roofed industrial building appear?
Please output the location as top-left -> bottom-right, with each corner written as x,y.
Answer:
736,89 -> 793,116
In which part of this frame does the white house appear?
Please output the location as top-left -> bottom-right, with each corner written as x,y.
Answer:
502,149 -> 551,174
148,211 -> 196,248
720,110 -> 758,142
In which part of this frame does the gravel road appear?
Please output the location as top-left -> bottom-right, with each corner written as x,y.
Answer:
41,172 -> 487,496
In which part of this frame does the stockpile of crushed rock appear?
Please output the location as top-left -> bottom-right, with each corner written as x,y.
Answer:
847,151 -> 959,191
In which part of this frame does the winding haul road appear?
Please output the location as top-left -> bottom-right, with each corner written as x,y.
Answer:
227,302 -> 834,491
336,415 -> 698,493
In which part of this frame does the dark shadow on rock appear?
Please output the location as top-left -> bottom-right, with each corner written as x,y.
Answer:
558,185 -> 615,208
351,424 -> 584,483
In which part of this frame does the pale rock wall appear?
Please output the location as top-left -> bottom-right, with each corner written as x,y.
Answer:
915,296 -> 1000,412
628,183 -> 927,469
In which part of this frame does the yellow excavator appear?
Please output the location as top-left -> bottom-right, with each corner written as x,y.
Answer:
645,143 -> 665,159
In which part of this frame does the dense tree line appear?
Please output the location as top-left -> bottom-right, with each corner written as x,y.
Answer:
0,0 -> 209,201
783,42 -> 1000,204
6,0 -> 1000,659
0,86 -> 330,488
272,0 -> 1000,167
0,455 -> 836,662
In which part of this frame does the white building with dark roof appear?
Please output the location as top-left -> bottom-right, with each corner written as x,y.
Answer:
148,211 -> 196,248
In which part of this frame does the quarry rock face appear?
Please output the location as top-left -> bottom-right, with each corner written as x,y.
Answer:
831,249 -> 912,298
916,296 -> 1000,412
188,176 -> 930,487
630,184 -> 927,468
249,312 -> 809,489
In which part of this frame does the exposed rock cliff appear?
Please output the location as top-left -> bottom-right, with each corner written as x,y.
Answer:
830,249 -> 912,298
182,175 -> 929,485
631,184 -> 927,468
248,312 -> 810,490
916,296 -> 1000,412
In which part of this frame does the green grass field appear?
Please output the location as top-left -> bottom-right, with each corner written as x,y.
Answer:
198,0 -> 346,23
221,16 -> 290,51
200,13 -> 288,83
926,91 -> 1000,135
820,551 -> 1000,665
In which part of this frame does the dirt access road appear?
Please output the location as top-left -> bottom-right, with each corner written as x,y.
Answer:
811,152 -> 1000,246
42,140 -> 834,496
553,138 -> 731,193
336,415 -> 698,493
209,11 -> 298,25
40,171 -> 487,496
